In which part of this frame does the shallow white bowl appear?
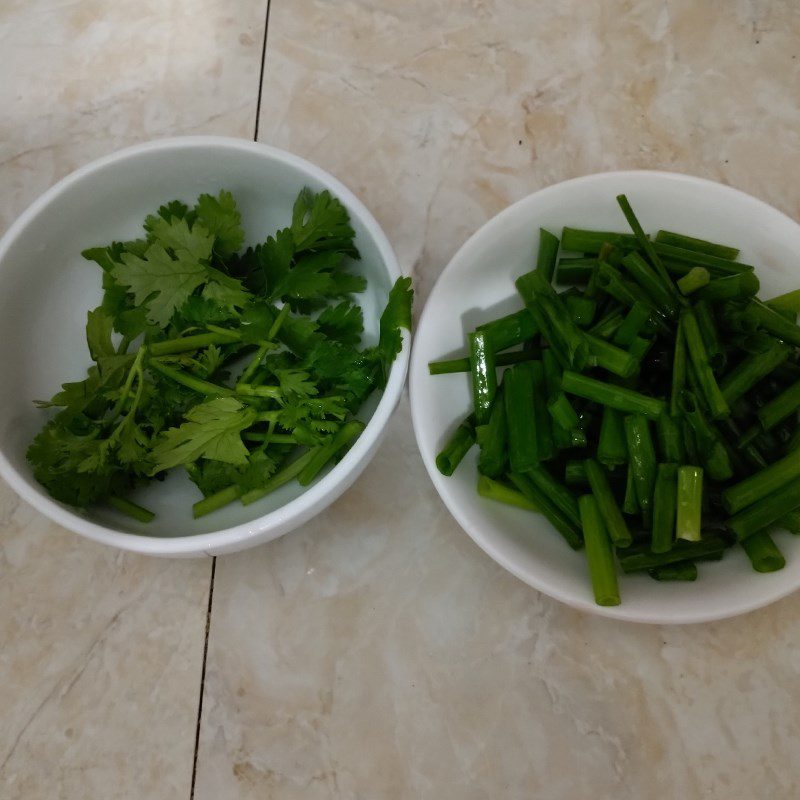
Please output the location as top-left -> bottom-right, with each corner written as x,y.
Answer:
410,171 -> 800,624
0,136 -> 408,557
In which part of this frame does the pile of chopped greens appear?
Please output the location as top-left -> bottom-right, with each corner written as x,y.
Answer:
430,194 -> 800,606
27,188 -> 412,522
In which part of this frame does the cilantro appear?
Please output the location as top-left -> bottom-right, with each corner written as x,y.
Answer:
27,187 -> 412,521
113,241 -> 209,328
144,200 -> 193,234
85,307 -> 116,361
291,188 -> 359,256
317,301 -> 364,345
376,276 -> 413,385
189,449 -> 279,497
195,190 -> 245,260
149,397 -> 257,473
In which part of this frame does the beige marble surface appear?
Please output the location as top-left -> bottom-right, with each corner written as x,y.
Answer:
3,0 -> 800,798
0,1 -> 266,798
195,0 -> 800,798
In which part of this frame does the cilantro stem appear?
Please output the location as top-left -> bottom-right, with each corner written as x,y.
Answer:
268,304 -> 291,340
107,346 -> 147,425
108,495 -> 155,523
237,342 -> 275,386
149,331 -> 240,357
205,324 -> 243,339
148,360 -> 234,397
298,420 -> 365,486
236,383 -> 282,400
240,447 -> 322,505
243,432 -> 297,444
193,485 -> 243,518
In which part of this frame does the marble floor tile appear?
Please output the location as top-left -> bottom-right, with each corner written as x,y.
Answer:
0,483 -> 211,799
196,1 -> 800,797
0,0 -> 268,797
0,0 -> 268,233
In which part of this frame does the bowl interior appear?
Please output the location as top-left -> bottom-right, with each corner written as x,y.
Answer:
0,140 -> 397,541
410,171 -> 800,623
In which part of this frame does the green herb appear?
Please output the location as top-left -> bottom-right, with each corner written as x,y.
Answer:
28,189 -> 412,520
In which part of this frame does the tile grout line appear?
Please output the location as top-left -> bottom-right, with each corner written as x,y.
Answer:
189,556 -> 216,800
253,0 -> 273,142
189,5 -> 273,796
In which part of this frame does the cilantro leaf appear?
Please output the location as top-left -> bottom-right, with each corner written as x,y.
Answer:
376,276 -> 413,385
290,188 -> 359,256
86,307 -> 116,361
149,397 -> 257,473
174,295 -> 237,328
202,267 -> 251,311
117,421 -> 150,465
113,243 -> 208,328
260,229 -> 295,294
195,190 -> 245,260
146,216 -> 214,262
274,369 -> 318,400
271,251 -> 366,311
317,302 -> 364,345
27,422 -> 117,506
188,449 -> 279,497
144,200 -> 193,235
238,301 -> 277,344
193,345 -> 224,379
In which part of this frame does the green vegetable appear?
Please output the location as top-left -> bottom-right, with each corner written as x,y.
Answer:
680,308 -> 729,419
28,188 -> 412,518
436,416 -> 476,476
477,475 -> 539,511
741,531 -> 785,573
654,229 -> 739,260
695,272 -> 760,304
656,414 -> 684,464
562,372 -> 665,419
677,267 -> 711,296
651,463 -> 678,554
476,309 -> 538,353
469,330 -> 497,425
477,389 -> 508,479
618,537 -> 726,573
504,363 -> 540,472
428,349 -> 534,375
525,464 -> 581,527
721,448 -> 800,515
719,338 -> 791,406
624,414 -> 657,523
676,466 -> 703,542
727,477 -> 800,541
430,194 -> 800,605
578,494 -> 621,606
508,472 -> 583,550
584,458 -> 632,547
613,302 -> 652,346
536,229 -> 560,282
648,561 -> 698,581
597,407 -> 628,469
555,257 -> 595,285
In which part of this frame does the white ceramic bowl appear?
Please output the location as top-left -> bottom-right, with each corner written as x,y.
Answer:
411,171 -> 800,624
0,136 -> 409,557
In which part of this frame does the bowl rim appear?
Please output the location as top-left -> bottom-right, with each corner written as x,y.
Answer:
410,168 -> 800,624
0,135 -> 409,556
